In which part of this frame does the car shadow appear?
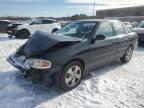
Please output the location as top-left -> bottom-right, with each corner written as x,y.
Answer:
0,60 -> 124,107
0,35 -> 28,42
0,35 -> 16,42
0,61 -> 122,108
0,70 -> 66,108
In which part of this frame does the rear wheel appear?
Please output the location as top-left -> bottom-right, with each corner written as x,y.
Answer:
59,61 -> 83,91
17,29 -> 30,39
120,46 -> 133,63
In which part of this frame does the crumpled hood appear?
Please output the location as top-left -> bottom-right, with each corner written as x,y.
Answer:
8,22 -> 22,29
22,31 -> 81,57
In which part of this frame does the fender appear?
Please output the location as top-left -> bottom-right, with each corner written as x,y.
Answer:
17,24 -> 32,35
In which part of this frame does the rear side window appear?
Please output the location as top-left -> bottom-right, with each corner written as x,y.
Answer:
43,20 -> 56,24
96,22 -> 113,37
113,21 -> 125,35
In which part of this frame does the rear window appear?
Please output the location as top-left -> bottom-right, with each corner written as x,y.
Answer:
123,24 -> 131,34
96,21 -> 114,37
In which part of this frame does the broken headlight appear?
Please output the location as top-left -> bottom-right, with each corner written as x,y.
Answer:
24,58 -> 52,69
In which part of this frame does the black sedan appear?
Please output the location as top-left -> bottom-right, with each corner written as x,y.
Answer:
132,21 -> 144,43
8,19 -> 138,91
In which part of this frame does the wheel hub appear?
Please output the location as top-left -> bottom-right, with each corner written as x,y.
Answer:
65,65 -> 81,87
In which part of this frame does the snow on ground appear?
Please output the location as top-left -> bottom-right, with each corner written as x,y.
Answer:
0,34 -> 144,108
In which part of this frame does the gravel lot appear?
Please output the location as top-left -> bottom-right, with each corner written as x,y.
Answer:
0,34 -> 144,108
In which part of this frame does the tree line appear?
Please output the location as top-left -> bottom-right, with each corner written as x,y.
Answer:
0,14 -> 96,21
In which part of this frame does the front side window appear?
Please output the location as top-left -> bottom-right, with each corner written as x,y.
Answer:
113,21 -> 125,35
31,19 -> 42,25
96,22 -> 113,37
137,21 -> 144,28
56,22 -> 96,39
23,19 -> 33,24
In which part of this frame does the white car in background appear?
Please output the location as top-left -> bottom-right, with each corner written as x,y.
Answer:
123,22 -> 133,29
7,18 -> 61,38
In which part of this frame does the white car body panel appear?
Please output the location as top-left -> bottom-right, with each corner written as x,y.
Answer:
132,28 -> 144,34
17,19 -> 61,35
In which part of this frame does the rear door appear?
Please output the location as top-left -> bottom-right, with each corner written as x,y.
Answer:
42,20 -> 55,33
113,21 -> 132,57
90,21 -> 118,68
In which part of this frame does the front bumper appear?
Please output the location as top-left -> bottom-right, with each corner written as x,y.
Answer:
7,27 -> 17,36
7,54 -> 60,76
7,54 -> 27,71
7,54 -> 54,84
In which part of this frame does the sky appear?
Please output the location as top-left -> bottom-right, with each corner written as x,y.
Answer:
0,0 -> 144,17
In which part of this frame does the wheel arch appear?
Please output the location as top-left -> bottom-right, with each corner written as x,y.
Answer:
18,28 -> 30,35
63,58 -> 85,72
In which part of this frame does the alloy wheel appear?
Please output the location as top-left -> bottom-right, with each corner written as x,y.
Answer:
64,65 -> 82,87
126,47 -> 133,61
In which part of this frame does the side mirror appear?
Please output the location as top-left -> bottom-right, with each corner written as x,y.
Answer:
91,34 -> 106,44
30,23 -> 33,25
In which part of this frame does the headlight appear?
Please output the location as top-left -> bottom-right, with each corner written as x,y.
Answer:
24,58 -> 52,69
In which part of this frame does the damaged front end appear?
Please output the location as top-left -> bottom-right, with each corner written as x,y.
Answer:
7,23 -> 22,36
8,31 -> 81,83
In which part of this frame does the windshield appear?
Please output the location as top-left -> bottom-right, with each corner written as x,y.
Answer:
137,21 -> 144,28
56,22 -> 96,39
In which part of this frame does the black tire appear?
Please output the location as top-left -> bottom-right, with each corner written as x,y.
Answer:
120,46 -> 134,63
52,29 -> 58,33
17,29 -> 30,39
58,61 -> 84,91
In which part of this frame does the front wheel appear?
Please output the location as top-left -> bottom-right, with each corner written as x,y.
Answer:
120,46 -> 133,63
17,29 -> 30,39
59,61 -> 83,91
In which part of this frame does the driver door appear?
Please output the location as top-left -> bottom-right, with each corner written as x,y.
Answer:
28,19 -> 43,34
89,21 -> 118,68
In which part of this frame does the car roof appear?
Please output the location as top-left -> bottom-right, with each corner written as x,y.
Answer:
0,20 -> 12,22
77,19 -> 119,22
37,18 -> 57,21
